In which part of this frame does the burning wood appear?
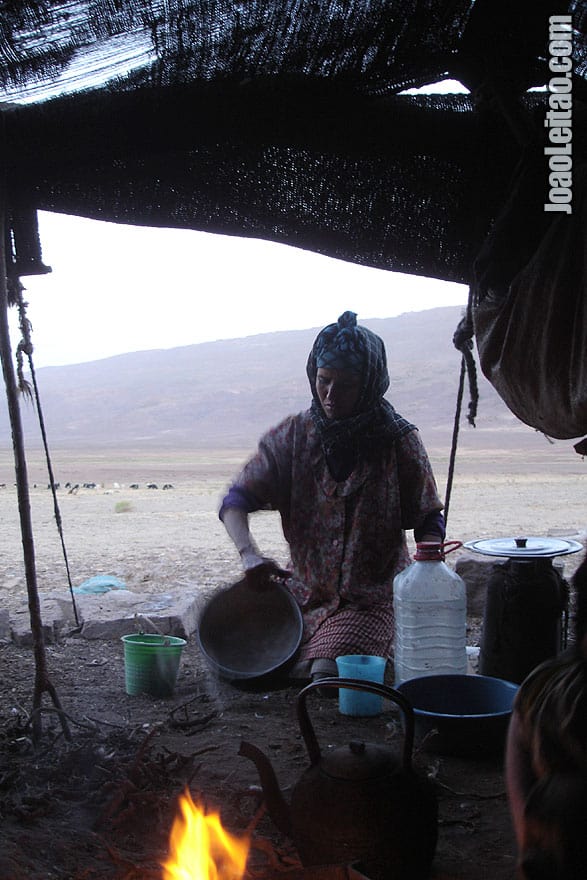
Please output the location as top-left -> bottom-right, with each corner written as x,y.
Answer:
160,787 -> 375,880
162,789 -> 250,879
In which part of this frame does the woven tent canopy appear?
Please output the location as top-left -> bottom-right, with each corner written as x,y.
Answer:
1,0 -> 585,286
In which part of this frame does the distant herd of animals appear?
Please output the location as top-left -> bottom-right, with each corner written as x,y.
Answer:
61,481 -> 175,492
0,482 -> 175,491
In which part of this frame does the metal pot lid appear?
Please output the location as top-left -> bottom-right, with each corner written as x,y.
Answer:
321,742 -> 396,780
464,536 -> 584,558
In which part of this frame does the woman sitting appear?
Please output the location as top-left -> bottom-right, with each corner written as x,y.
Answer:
220,311 -> 445,682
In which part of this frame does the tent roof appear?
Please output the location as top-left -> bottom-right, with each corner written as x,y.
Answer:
1,0 -> 585,284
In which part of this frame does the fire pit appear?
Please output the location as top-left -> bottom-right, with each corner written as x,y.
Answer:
161,787 -> 373,880
162,789 -> 250,878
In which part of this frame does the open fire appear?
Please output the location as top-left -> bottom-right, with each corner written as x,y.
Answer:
162,789 -> 250,880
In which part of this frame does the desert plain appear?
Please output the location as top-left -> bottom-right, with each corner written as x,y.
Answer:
0,441 -> 585,615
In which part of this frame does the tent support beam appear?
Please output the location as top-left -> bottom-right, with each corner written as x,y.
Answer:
0,196 -> 71,745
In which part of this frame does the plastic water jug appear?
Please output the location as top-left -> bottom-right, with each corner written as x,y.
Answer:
393,541 -> 467,685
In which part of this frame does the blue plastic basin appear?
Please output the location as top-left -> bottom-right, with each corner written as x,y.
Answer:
397,673 -> 518,758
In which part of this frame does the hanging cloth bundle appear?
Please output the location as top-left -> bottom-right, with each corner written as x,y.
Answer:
468,113 -> 587,441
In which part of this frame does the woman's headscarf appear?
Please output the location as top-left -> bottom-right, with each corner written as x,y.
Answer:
306,310 -> 415,458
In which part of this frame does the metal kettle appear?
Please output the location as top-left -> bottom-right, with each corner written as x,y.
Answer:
239,678 -> 438,880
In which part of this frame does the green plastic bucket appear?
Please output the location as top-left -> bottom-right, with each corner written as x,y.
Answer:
121,633 -> 186,697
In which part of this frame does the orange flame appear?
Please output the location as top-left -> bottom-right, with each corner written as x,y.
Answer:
162,789 -> 250,880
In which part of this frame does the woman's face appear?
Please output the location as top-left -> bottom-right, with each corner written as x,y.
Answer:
315,367 -> 361,420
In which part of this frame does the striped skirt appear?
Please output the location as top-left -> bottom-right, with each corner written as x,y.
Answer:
297,603 -> 395,663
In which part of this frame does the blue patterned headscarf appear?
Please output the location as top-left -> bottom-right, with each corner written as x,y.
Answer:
314,310 -> 365,373
306,311 -> 415,457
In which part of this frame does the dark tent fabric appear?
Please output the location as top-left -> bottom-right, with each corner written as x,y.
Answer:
1,0 -> 585,285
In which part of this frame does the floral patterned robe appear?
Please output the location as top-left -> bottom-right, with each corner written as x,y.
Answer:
226,409 -> 443,650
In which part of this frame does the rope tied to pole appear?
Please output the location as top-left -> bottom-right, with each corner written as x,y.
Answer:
444,301 -> 479,529
11,277 -> 80,629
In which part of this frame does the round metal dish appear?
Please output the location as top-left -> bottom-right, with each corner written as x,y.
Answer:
464,536 -> 583,559
197,578 -> 303,680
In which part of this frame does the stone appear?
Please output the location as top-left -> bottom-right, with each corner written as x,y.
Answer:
11,613 -> 56,647
457,554 -> 569,620
6,588 -> 201,644
75,589 -> 199,640
0,608 -> 11,642
456,554 -> 499,618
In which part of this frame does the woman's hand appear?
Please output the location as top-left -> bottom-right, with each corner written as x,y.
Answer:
222,507 -> 289,587
243,555 -> 290,590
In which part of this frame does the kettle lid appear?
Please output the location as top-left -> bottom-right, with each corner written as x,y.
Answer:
320,741 -> 397,780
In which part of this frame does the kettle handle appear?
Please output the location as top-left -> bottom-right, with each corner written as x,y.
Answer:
296,678 -> 416,771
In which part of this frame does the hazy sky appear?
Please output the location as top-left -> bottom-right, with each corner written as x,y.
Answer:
9,210 -> 468,369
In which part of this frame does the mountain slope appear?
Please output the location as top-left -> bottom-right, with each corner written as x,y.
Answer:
0,307 -> 534,449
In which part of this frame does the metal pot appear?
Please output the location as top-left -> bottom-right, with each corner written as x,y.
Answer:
197,578 -> 303,680
465,535 -> 581,684
239,679 -> 438,880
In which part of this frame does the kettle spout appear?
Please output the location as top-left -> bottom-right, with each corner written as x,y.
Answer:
239,739 -> 292,837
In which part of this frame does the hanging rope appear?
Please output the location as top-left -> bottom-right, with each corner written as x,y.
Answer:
444,298 -> 480,529
12,278 -> 80,629
452,297 -> 479,430
444,356 -> 466,529
442,61 -> 534,527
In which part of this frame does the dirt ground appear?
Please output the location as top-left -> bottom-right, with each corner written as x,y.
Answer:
0,444 -> 585,880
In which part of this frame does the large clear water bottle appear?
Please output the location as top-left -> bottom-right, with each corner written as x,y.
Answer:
393,541 -> 467,684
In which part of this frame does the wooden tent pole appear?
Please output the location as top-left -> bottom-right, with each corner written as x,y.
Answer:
0,200 -> 71,744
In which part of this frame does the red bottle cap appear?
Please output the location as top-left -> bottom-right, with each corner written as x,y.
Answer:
414,540 -> 462,561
